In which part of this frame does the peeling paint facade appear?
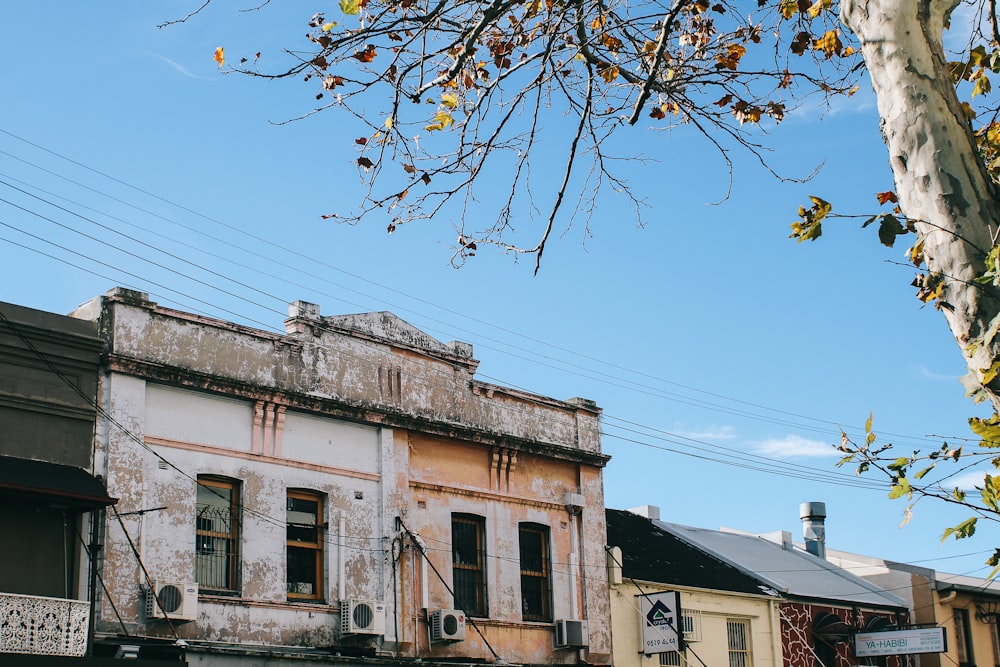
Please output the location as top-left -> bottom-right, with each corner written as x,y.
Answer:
76,288 -> 612,666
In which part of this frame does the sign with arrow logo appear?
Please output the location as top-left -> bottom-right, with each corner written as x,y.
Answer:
639,590 -> 683,655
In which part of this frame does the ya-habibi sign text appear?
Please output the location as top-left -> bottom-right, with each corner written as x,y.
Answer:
639,591 -> 683,655
855,628 -> 947,657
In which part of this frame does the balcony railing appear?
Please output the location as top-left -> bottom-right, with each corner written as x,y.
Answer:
0,592 -> 90,657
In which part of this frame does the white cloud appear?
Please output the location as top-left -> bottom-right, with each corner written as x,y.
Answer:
912,363 -> 961,382
752,434 -> 837,458
676,425 -> 738,441
158,55 -> 210,80
947,470 -> 989,491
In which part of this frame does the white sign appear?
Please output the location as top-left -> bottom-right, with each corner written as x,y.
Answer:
639,591 -> 682,655
855,627 -> 947,657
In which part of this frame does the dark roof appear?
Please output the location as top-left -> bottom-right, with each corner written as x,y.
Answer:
0,455 -> 117,509
605,508 -> 767,596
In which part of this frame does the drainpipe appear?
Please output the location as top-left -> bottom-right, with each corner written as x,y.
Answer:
87,507 -> 105,657
800,502 -> 827,559
339,511 -> 346,601
565,492 -> 586,618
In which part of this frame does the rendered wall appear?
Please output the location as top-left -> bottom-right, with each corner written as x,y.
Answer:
610,581 -> 779,667
83,289 -> 610,663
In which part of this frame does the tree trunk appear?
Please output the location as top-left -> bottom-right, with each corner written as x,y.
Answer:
841,0 -> 1000,411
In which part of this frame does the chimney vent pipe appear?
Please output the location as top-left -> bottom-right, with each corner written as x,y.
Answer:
800,501 -> 827,559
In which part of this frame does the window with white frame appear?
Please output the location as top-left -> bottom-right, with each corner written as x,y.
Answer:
727,618 -> 752,667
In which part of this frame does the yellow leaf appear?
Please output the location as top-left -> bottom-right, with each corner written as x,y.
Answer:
321,22 -> 337,31
974,74 -> 992,99
848,85 -> 859,96
599,65 -> 619,83
807,0 -> 827,18
424,111 -> 454,132
441,93 -> 458,109
385,117 -> 394,129
590,14 -> 606,30
779,0 -> 798,19
213,46 -> 225,68
642,40 -> 657,54
340,0 -> 360,15
813,30 -> 842,58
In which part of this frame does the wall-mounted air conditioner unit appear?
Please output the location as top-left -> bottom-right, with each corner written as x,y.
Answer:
554,618 -> 589,648
341,599 -> 387,635
429,609 -> 466,642
145,581 -> 199,622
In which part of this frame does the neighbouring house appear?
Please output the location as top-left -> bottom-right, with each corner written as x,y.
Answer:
605,507 -> 783,667
73,288 -> 612,666
828,550 -> 1000,667
0,300 -> 134,664
612,504 -> 910,667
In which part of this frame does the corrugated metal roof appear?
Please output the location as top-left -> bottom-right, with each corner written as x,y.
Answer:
605,508 -> 772,596
659,520 -> 906,609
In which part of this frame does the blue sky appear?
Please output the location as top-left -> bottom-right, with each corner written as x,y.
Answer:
2,2 -> 997,577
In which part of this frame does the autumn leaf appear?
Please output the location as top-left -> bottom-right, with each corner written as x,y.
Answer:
441,93 -> 458,109
353,45 -> 377,63
322,22 -> 337,31
425,111 -> 454,132
779,0 -> 798,19
357,157 -> 374,170
789,196 -> 831,242
971,415 -> 1000,447
649,105 -> 666,120
599,65 -> 620,83
324,75 -> 345,90
790,32 -> 811,56
340,0 -> 360,15
974,74 -> 992,98
876,190 -> 898,205
213,46 -> 225,68
714,94 -> 733,108
813,30 -> 843,58
807,0 -> 830,18
941,517 -> 977,541
355,137 -> 368,145
888,477 -> 911,500
715,43 -> 746,70
402,163 -> 417,174
421,173 -> 431,185
602,34 -> 624,52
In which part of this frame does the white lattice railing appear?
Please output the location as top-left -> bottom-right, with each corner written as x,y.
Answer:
0,592 -> 89,657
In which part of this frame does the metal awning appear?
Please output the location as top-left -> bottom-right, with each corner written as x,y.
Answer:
0,455 -> 116,509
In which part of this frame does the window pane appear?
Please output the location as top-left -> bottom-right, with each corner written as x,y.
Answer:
727,619 -> 752,667
195,478 -> 239,592
287,491 -> 324,600
453,520 -> 481,566
452,515 -> 486,617
287,546 -> 318,595
660,651 -> 683,667
287,496 -> 319,543
519,524 -> 551,621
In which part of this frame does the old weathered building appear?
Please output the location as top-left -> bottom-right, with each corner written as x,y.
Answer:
0,301 -> 125,664
75,288 -> 611,666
